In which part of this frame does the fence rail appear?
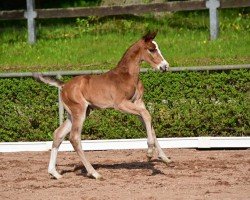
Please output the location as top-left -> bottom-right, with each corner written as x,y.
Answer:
1,64 -> 250,124
1,0 -> 249,20
1,137 -> 250,152
1,64 -> 250,78
1,0 -> 250,43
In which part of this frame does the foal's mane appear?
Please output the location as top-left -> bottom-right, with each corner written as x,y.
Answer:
115,31 -> 157,71
116,39 -> 142,70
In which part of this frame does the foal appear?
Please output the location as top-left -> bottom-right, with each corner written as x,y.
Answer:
35,31 -> 171,180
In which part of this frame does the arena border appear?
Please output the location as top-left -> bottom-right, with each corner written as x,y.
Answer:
0,137 -> 249,152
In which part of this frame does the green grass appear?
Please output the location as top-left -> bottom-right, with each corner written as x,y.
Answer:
0,9 -> 249,72
0,9 -> 249,141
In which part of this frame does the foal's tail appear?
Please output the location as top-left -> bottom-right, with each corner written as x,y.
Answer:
33,73 -> 64,89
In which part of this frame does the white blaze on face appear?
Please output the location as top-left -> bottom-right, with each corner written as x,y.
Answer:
152,41 -> 169,70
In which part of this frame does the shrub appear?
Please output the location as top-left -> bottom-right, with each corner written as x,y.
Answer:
0,69 -> 249,142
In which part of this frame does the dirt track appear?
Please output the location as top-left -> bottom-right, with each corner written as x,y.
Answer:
0,149 -> 249,200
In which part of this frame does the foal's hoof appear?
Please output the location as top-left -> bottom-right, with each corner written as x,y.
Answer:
147,148 -> 154,161
147,156 -> 153,162
159,156 -> 172,165
147,154 -> 154,162
87,172 -> 103,180
49,171 -> 63,179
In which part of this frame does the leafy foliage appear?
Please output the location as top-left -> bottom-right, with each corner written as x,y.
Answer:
0,69 -> 249,142
0,78 -> 58,141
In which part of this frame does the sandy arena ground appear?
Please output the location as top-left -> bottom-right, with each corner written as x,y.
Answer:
0,148 -> 249,200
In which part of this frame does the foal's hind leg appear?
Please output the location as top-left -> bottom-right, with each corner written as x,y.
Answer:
69,104 -> 102,180
48,118 -> 72,179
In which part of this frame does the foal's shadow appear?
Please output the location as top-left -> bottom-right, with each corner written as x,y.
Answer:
60,159 -> 165,177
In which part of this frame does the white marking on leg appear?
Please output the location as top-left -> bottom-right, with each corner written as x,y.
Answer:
152,127 -> 172,164
48,147 -> 62,179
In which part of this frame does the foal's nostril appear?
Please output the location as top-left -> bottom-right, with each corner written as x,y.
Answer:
160,65 -> 167,72
157,60 -> 169,72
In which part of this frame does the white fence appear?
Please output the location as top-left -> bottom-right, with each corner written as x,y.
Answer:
0,137 -> 249,152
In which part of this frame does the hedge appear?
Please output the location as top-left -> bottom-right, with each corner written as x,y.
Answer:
0,69 -> 249,142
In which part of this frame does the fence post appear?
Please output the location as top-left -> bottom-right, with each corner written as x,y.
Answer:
24,0 -> 37,44
206,0 -> 220,40
56,75 -> 64,125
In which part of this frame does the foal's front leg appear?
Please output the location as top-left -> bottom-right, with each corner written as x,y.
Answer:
151,127 -> 172,164
118,99 -> 171,163
137,116 -> 170,162
117,100 -> 156,160
139,111 -> 171,162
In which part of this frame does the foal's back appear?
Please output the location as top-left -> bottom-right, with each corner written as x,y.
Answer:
61,70 -> 138,109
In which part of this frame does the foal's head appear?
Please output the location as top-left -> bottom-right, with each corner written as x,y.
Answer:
140,31 -> 169,71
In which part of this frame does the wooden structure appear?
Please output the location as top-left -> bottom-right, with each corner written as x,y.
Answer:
1,0 -> 250,43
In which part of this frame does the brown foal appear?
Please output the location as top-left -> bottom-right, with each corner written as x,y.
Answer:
35,31 -> 171,180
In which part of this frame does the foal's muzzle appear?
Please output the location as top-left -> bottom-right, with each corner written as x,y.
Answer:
160,64 -> 167,72
159,60 -> 169,72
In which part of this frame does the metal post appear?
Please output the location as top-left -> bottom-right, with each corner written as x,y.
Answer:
24,0 -> 37,44
206,0 -> 220,40
57,75 -> 64,125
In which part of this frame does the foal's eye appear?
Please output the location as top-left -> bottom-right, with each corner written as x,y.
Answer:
149,49 -> 157,53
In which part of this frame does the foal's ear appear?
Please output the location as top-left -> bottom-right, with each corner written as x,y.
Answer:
142,31 -> 158,42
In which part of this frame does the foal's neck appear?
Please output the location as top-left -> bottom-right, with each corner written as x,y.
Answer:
115,40 -> 141,76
